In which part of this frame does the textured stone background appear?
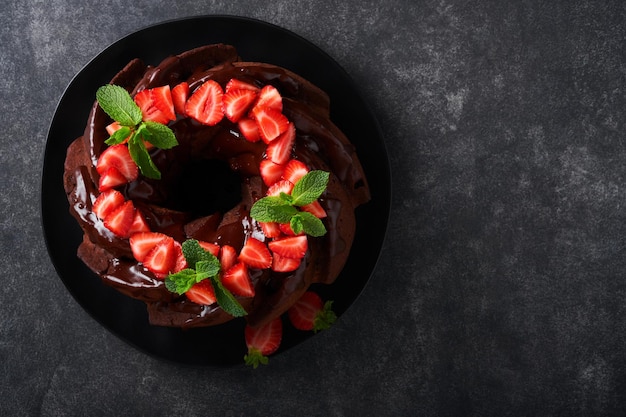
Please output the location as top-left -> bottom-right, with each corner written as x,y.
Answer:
3,0 -> 626,415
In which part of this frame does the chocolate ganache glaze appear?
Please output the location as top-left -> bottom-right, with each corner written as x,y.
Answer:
63,44 -> 370,329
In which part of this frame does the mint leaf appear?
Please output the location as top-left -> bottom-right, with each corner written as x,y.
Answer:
165,269 -> 200,294
143,121 -> 178,149
128,136 -> 161,179
291,212 -> 327,237
196,259 -> 221,279
96,85 -> 142,126
104,125 -> 132,145
250,196 -> 299,223
209,275 -> 248,317
291,170 -> 329,206
182,240 -> 218,269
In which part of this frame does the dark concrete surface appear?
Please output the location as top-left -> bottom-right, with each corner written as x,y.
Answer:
3,0 -> 626,415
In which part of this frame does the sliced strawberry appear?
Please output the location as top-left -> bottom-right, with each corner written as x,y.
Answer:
223,89 -> 257,123
105,121 -> 122,136
271,252 -> 302,272
173,240 -> 187,273
96,144 -> 138,182
128,209 -> 150,234
185,80 -> 224,126
151,85 -> 176,121
222,262 -> 254,297
259,221 -> 282,239
252,107 -> 289,143
252,85 -> 282,113
301,200 -> 327,218
265,123 -> 295,165
279,222 -> 303,236
98,166 -> 127,192
287,291 -> 336,332
237,117 -> 261,142
143,236 -> 176,278
198,241 -> 220,257
186,279 -> 216,305
282,159 -> 309,185
103,200 -> 135,238
259,159 -> 284,186
129,232 -> 168,262
134,88 -> 173,124
171,82 -> 189,115
266,179 -> 294,197
92,189 -> 125,219
244,317 -> 283,368
238,237 -> 272,269
225,78 -> 260,93
268,235 -> 308,259
219,245 -> 238,272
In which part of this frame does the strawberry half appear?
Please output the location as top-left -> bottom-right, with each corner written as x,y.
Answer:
172,82 -> 189,115
92,189 -> 125,219
301,200 -> 327,218
128,209 -> 150,234
198,241 -> 220,257
225,78 -> 260,93
222,262 -> 254,297
238,237 -> 272,269
265,123 -> 295,165
130,232 -> 168,262
134,87 -> 175,124
252,84 -> 282,113
259,221 -> 282,239
279,222 -> 303,237
287,291 -> 337,332
185,80 -> 224,126
219,245 -> 238,272
98,167 -> 127,192
96,144 -> 138,182
266,180 -> 294,197
268,235 -> 308,259
271,252 -> 302,272
244,317 -> 283,368
282,159 -> 309,185
259,159 -> 285,186
252,107 -> 289,143
186,279 -> 216,305
103,200 -> 135,238
223,88 -> 257,123
237,118 -> 261,142
143,236 -> 176,278
151,85 -> 176,121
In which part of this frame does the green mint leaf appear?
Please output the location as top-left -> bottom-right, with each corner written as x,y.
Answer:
104,125 -> 132,145
143,121 -> 178,149
209,275 -> 247,317
250,196 -> 299,223
165,269 -> 199,294
291,170 -> 329,206
292,212 -> 326,237
128,135 -> 161,179
96,85 -> 142,126
196,259 -> 221,279
313,300 -> 337,333
279,192 -> 294,205
182,239 -> 219,269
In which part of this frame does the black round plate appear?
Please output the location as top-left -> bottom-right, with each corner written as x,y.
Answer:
42,16 -> 390,366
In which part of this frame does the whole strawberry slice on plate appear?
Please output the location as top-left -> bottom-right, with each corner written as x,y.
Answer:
287,291 -> 336,332
244,317 -> 283,368
185,80 -> 224,126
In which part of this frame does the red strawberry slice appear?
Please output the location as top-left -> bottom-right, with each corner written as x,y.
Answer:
268,235 -> 308,259
198,241 -> 220,257
237,118 -> 261,142
92,189 -> 125,219
171,82 -> 189,115
238,237 -> 272,269
103,200 -> 135,238
282,159 -> 309,184
244,317 -> 283,368
252,107 -> 289,143
173,240 -> 187,273
252,84 -> 282,113
96,144 -> 138,182
225,78 -> 260,93
143,236 -> 176,278
128,209 -> 150,234
265,123 -> 295,165
259,159 -> 285,186
266,179 -> 294,197
259,221 -> 282,239
186,279 -> 216,305
98,166 -> 127,192
271,252 -> 302,272
129,232 -> 168,262
185,80 -> 224,126
222,262 -> 254,297
287,291 -> 336,332
134,87 -> 175,124
278,222 -> 303,237
222,88 -> 257,123
301,200 -> 327,218
219,245 -> 238,272
151,85 -> 176,121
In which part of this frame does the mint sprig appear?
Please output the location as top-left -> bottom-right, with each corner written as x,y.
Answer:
250,170 -> 329,237
96,84 -> 178,180
164,240 -> 247,317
